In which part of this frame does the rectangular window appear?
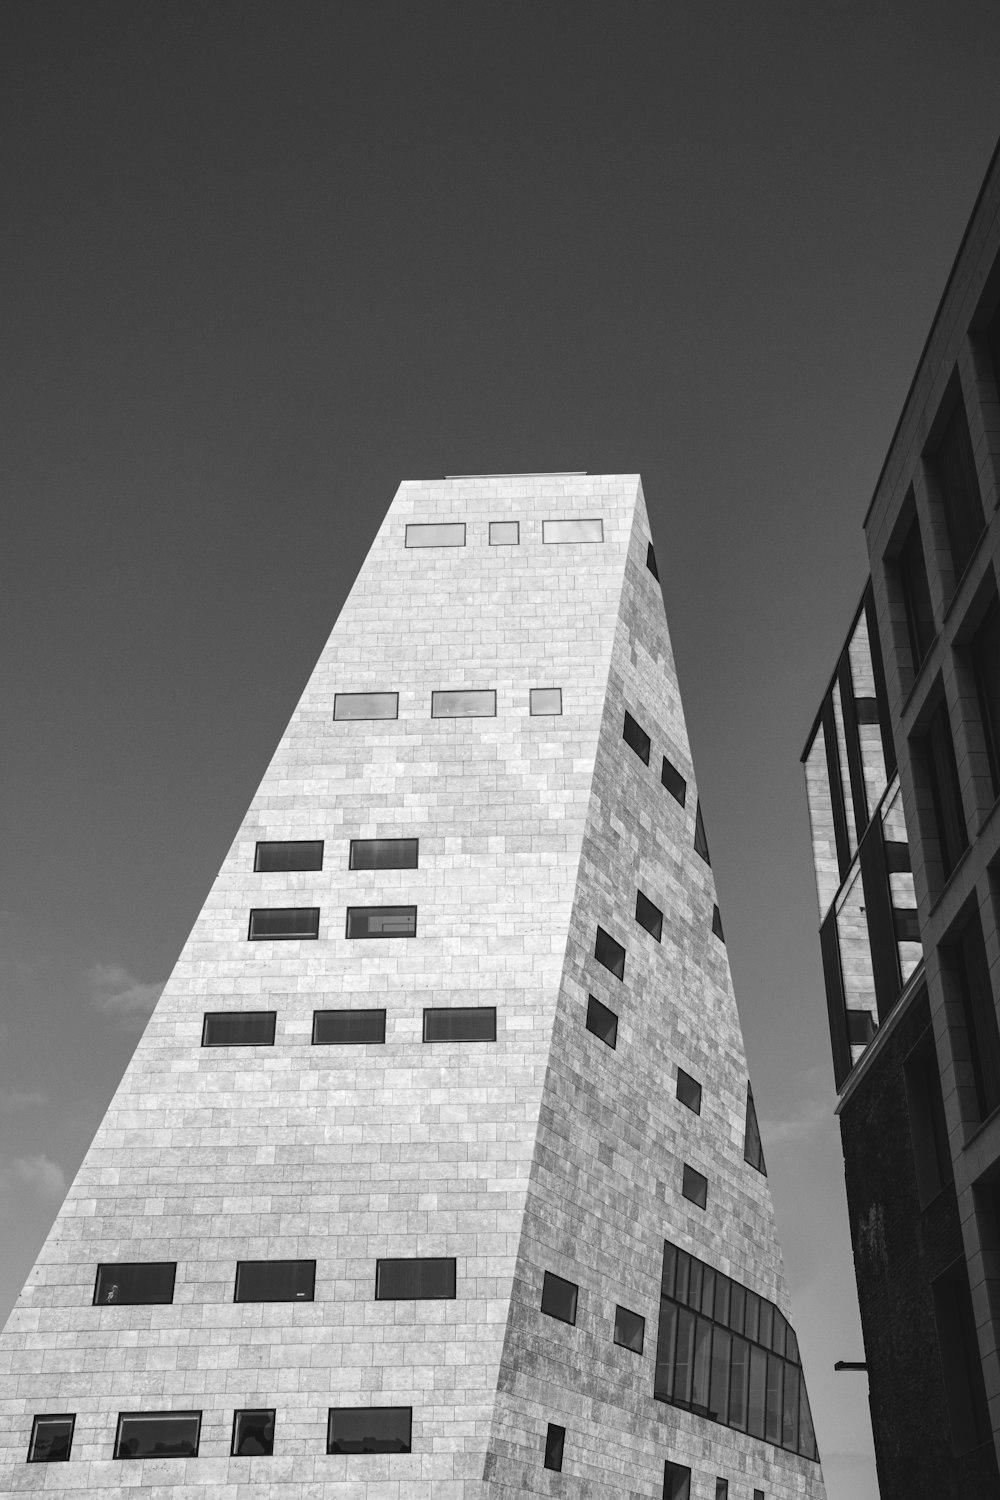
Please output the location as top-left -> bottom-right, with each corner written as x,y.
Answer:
234,1260 -> 315,1303
594,926 -> 626,980
748,1344 -> 767,1438
681,1164 -> 708,1210
431,688 -> 496,718
540,1270 -> 578,1325
646,541 -> 659,580
313,1009 -> 386,1045
586,994 -> 618,1049
202,1011 -> 276,1047
920,701 -> 968,881
490,520 -> 519,545
327,1407 -> 411,1455
530,687 -> 562,715
972,603 -> 1000,798
375,1257 -> 456,1300
623,710 -> 651,764
544,1423 -> 565,1472
543,517 -> 603,544
423,1007 -> 496,1042
664,1460 -> 692,1500
636,889 -> 664,942
712,905 -> 725,941
333,691 -> 398,721
346,905 -> 417,938
949,907 -> 1000,1121
94,1262 -> 175,1306
614,1304 -> 645,1353
897,516 -> 935,672
27,1415 -> 74,1463
932,397 -> 984,579
115,1412 -> 201,1459
765,1354 -> 783,1444
232,1409 -> 275,1457
694,800 -> 711,863
903,1027 -> 953,1204
405,521 -> 465,547
254,839 -> 323,872
248,907 -> 320,940
349,837 -> 419,870
744,1084 -> 766,1174
932,1261 -> 992,1454
661,756 -> 687,806
754,1492 -> 766,1500
715,1483 -> 729,1500
676,1068 -> 702,1114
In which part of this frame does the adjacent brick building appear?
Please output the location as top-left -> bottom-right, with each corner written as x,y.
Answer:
1,473 -> 825,1498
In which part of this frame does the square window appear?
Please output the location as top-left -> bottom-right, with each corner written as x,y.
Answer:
530,687 -> 562,715
202,1011 -> 276,1047
540,1270 -> 578,1324
94,1262 -> 176,1306
254,839 -> 323,872
333,691 -> 398,721
232,1409 -> 275,1457
327,1406 -> 411,1455
586,994 -> 618,1049
313,1009 -> 386,1044
623,710 -> 651,765
375,1257 -> 456,1299
712,905 -> 724,942
544,1422 -> 565,1472
676,1068 -> 702,1114
681,1164 -> 708,1210
423,1007 -> 496,1042
646,541 -> 659,580
349,837 -> 418,869
27,1415 -> 74,1463
115,1412 -> 201,1459
661,756 -> 687,806
543,518 -> 603,543
594,925 -> 625,980
405,521 -> 465,547
664,1460 -> 692,1500
490,520 -> 519,545
248,907 -> 320,940
346,905 -> 417,938
234,1260 -> 315,1303
614,1304 -> 645,1353
636,889 -> 663,942
431,688 -> 496,717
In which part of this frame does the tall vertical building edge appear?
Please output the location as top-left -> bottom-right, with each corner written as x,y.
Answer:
802,136 -> 1000,1498
3,473 -> 825,1497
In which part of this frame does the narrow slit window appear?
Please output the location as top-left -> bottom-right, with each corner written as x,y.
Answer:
594,926 -> 626,981
540,1270 -> 578,1325
232,1409 -> 275,1457
248,907 -> 319,941
405,521 -> 465,547
622,710 -> 651,765
744,1084 -> 766,1175
313,1009 -> 386,1044
375,1257 -> 456,1300
636,889 -> 663,942
94,1263 -> 176,1306
712,905 -> 725,942
586,994 -> 618,1049
431,688 -> 496,717
333,692 -> 398,721
543,518 -> 603,543
346,905 -> 417,938
489,520 -> 519,545
529,687 -> 562,715
234,1260 -> 315,1303
114,1412 -> 201,1460
681,1164 -> 708,1210
202,1012 -> 276,1047
661,756 -> 687,806
544,1423 -> 565,1472
614,1305 -> 645,1353
327,1407 -> 412,1454
676,1068 -> 702,1114
646,542 -> 659,580
694,800 -> 711,863
349,837 -> 418,869
27,1416 -> 75,1463
423,1007 -> 496,1042
254,839 -> 323,872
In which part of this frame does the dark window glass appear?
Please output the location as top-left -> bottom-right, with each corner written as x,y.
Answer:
346,905 -> 417,939
586,994 -> 618,1049
202,1012 -> 276,1047
893,907 -> 921,944
234,1260 -> 315,1303
920,702 -> 968,881
744,1084 -> 766,1175
692,1315 -> 712,1411
729,1282 -> 745,1335
333,691 -> 398,721
676,1067 -> 702,1114
636,889 -> 664,941
115,1413 -> 200,1460
664,1458 -> 692,1499
933,396 -> 984,579
855,695 -> 880,724
972,604 -> 1000,798
94,1263 -> 175,1306
661,755 -> 687,805
759,1300 -> 774,1350
313,1009 -> 385,1045
715,1482 -> 730,1500
595,926 -> 625,980
782,1359 -> 800,1449
431,689 -> 496,717
797,1371 -> 819,1460
681,1164 -> 708,1210
673,1307 -> 695,1403
903,1027 -> 953,1204
688,1260 -> 703,1310
694,800 -> 711,864
765,1354 -> 783,1444
713,1274 -> 731,1327
744,1290 -> 760,1344
422,1007 -> 496,1042
254,839 -> 323,872
729,1337 -> 749,1429
232,1409 -> 275,1457
709,1327 -> 731,1422
748,1344 -> 767,1438
541,1270 -> 578,1325
897,517 -> 935,672
712,905 -> 724,941
846,1009 -> 877,1047
248,907 -> 319,940
327,1407 -> 411,1454
544,1423 -> 565,1472
614,1304 -> 645,1353
375,1257 -> 456,1300
349,838 -> 419,870
27,1415 -> 74,1463
700,1265 -> 716,1316
949,907 -> 1000,1121
755,1491 -> 766,1500
623,710 -> 651,765
675,1252 -> 690,1305
646,541 -> 659,580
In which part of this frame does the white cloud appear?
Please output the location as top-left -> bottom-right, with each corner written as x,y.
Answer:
758,1095 -> 831,1149
0,1087 -> 46,1113
0,1154 -> 66,1203
88,962 -> 164,1028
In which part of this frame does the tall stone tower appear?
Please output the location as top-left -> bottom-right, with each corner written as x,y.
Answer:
0,474 -> 825,1498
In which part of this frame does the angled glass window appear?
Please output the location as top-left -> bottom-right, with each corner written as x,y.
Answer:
530,687 -> 562,715
254,839 -> 323,872
423,1007 -> 496,1042
349,837 -> 418,869
744,1084 -> 766,1175
202,1011 -> 276,1047
327,1406 -> 411,1454
405,521 -> 465,547
681,1164 -> 708,1209
431,689 -> 496,717
676,1067 -> 702,1114
490,520 -> 519,545
334,691 -> 398,720
544,1423 -> 565,1472
586,993 -> 618,1049
232,1409 -> 275,1457
636,889 -> 663,942
931,396 -> 984,579
622,710 -> 651,765
375,1257 -> 456,1300
712,905 -> 725,942
664,1460 -> 692,1500
646,541 -> 659,580
594,926 -> 625,981
614,1304 -> 645,1353
661,755 -> 687,806
543,518 -> 603,543
541,1270 -> 578,1324
234,1260 -> 315,1303
346,905 -> 417,938
94,1262 -> 175,1306
27,1415 -> 74,1463
694,800 -> 711,863
115,1412 -> 201,1459
248,907 -> 319,940
313,1009 -> 386,1044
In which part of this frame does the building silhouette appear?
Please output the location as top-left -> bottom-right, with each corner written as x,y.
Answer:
2,473 -> 824,1497
802,141 -> 1000,1498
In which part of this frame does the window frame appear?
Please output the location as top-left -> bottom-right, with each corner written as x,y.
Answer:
540,1269 -> 579,1325
114,1411 -> 202,1461
202,1011 -> 277,1047
585,993 -> 618,1049
254,839 -> 324,873
374,1257 -> 457,1301
594,925 -> 626,981
94,1262 -> 176,1306
327,1406 -> 412,1455
233,1259 -> 316,1304
430,688 -> 497,718
422,1007 -> 497,1043
333,691 -> 399,721
27,1414 -> 75,1463
312,1009 -> 387,1045
542,517 -> 604,544
529,687 -> 563,716
345,905 -> 417,939
404,521 -> 466,548
348,837 -> 419,870
231,1408 -> 276,1458
247,907 -> 320,941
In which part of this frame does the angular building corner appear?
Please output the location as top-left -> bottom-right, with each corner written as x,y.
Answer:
1,473 -> 825,1497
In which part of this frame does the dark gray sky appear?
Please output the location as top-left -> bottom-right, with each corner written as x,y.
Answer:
3,6 -> 1000,1495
